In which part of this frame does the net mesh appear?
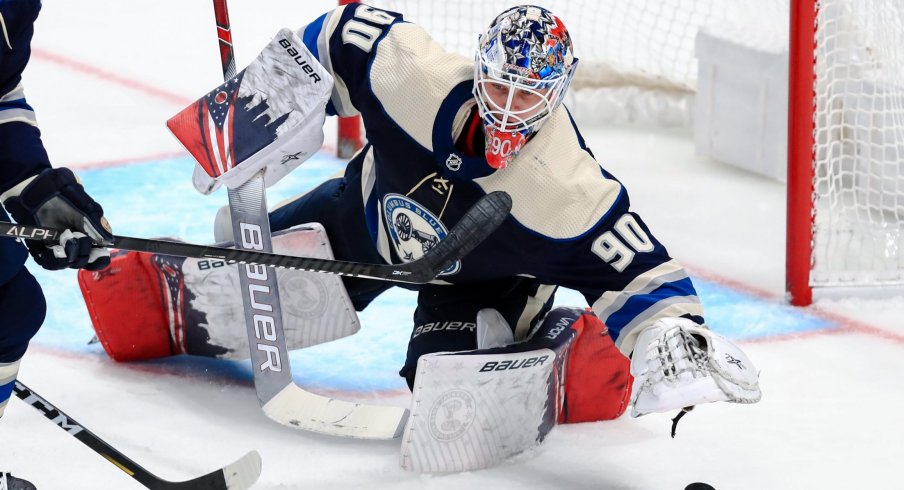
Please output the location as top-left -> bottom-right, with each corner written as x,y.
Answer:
812,0 -> 904,287
365,0 -> 787,125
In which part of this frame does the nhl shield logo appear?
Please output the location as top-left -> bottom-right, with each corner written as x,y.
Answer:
445,153 -> 462,171
383,194 -> 460,276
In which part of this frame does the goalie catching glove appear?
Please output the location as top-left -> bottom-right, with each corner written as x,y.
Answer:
629,317 -> 761,418
1,167 -> 112,271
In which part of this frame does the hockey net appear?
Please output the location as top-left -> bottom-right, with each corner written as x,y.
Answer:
352,0 -> 904,304
786,0 -> 904,304
362,0 -> 787,126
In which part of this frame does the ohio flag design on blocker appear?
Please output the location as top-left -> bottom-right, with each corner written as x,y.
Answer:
187,72 -> 274,179
167,28 -> 333,195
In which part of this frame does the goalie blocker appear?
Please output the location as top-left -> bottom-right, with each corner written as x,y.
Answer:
167,28 -> 331,196
77,223 -> 359,361
401,307 -> 631,473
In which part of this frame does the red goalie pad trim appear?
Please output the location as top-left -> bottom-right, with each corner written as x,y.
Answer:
559,311 -> 633,424
77,250 -> 174,362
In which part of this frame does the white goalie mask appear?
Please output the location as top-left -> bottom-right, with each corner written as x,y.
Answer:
473,5 -> 577,169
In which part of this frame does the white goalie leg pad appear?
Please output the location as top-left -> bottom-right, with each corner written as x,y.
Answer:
400,307 -> 580,473
401,349 -> 557,473
630,317 -> 762,417
185,222 -> 359,358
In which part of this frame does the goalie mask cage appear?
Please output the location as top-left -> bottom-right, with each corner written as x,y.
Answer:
338,0 -> 904,306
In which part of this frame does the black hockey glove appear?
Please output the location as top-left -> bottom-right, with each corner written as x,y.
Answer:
2,168 -> 113,271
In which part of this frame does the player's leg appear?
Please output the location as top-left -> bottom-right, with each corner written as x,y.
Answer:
0,267 -> 46,418
0,207 -> 43,489
399,296 -> 630,472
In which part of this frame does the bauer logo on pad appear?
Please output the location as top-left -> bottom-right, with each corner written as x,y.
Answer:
167,29 -> 334,194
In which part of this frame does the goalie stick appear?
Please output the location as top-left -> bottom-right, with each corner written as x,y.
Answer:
12,381 -> 261,490
0,190 -> 511,284
199,0 -> 508,439
206,0 -> 335,439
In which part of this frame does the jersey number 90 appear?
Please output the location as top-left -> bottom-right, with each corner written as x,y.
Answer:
591,214 -> 654,272
341,7 -> 395,53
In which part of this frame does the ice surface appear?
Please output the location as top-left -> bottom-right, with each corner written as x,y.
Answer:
2,1 -> 902,489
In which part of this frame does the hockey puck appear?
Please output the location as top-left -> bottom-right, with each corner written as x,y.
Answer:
684,484 -> 715,490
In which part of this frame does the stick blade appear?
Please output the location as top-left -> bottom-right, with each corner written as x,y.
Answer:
262,384 -> 409,439
414,190 -> 513,281
222,450 -> 262,490
167,450 -> 262,490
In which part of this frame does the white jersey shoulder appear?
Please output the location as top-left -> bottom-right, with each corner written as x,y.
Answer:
475,109 -> 622,240
370,23 -> 472,151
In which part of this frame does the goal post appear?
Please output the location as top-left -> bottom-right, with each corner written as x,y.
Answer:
787,0 -> 817,306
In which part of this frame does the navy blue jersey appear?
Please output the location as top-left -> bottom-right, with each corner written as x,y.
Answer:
0,0 -> 51,283
300,3 -> 704,353
0,0 -> 49,414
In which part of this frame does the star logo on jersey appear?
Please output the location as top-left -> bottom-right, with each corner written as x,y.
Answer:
383,194 -> 460,276
446,153 -> 462,171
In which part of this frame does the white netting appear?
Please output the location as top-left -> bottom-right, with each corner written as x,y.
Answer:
811,0 -> 904,288
365,0 -> 787,125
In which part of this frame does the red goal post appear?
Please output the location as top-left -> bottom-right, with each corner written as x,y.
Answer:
787,0 -> 817,306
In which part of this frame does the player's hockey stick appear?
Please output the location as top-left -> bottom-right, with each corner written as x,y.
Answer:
12,381 -> 262,489
0,190 -> 511,284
